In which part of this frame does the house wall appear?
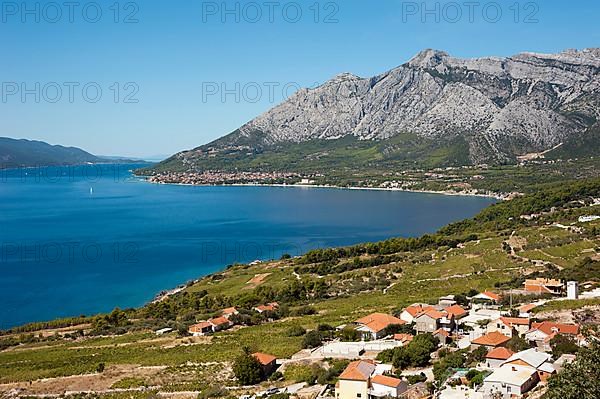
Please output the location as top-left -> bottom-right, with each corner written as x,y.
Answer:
400,311 -> 414,324
415,316 -> 438,333
487,321 -> 514,338
370,382 -> 407,398
336,379 -> 368,399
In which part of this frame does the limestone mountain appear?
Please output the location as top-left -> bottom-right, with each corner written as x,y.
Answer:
153,48 -> 600,172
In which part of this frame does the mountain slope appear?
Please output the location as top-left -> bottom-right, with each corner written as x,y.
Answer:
0,137 -> 101,168
152,48 -> 600,173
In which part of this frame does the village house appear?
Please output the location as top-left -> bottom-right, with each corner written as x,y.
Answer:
414,309 -> 454,334
438,295 -> 457,307
485,347 -> 515,368
433,328 -> 451,346
525,321 -> 580,351
208,316 -> 232,332
471,331 -> 511,350
482,364 -> 539,398
252,352 -> 278,377
502,348 -> 556,382
400,304 -> 434,324
444,304 -> 468,320
393,333 -> 414,346
471,291 -> 501,307
355,313 -> 405,340
517,303 -> 537,318
487,317 -> 531,338
335,360 -> 407,399
188,321 -> 213,336
524,278 -> 564,295
221,307 -> 239,318
254,302 -> 279,313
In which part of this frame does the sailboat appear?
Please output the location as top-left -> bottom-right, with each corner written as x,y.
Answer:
90,187 -> 94,195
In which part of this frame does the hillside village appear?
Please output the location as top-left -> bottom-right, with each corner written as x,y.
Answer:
181,277 -> 592,399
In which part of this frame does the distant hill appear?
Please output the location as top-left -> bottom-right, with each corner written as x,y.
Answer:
148,48 -> 600,174
0,137 -> 101,169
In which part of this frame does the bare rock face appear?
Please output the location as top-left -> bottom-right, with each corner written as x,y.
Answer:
197,49 -> 600,164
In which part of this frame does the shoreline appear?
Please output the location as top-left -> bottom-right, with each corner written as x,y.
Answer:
143,179 -> 508,200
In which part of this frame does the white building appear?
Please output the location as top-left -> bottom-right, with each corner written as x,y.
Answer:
567,281 -> 579,300
482,365 -> 539,398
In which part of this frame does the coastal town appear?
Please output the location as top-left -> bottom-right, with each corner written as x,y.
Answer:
175,277 -> 594,399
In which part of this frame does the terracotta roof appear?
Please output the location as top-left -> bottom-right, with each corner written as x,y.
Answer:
404,304 -> 434,317
252,352 -> 277,365
371,374 -> 403,388
433,328 -> 450,337
394,333 -> 414,343
472,331 -> 511,347
209,316 -> 231,326
445,304 -> 468,318
222,307 -> 238,315
530,321 -> 580,336
482,291 -> 501,302
486,347 -> 515,360
255,304 -> 277,312
339,360 -> 376,381
499,317 -> 531,327
518,304 -> 537,313
355,313 -> 405,333
416,309 -> 451,320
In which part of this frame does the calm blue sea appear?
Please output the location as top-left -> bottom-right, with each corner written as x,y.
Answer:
0,164 -> 496,328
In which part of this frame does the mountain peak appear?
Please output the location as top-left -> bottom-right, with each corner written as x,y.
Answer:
407,49 -> 450,68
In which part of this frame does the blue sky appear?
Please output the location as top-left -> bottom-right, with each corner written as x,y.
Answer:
1,0 -> 598,158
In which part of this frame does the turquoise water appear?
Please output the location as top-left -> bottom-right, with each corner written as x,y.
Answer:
0,164 -> 496,328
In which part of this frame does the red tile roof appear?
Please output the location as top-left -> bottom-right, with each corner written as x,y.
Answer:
445,304 -> 468,318
393,333 -> 414,344
417,309 -> 451,320
371,374 -> 403,388
530,321 -> 580,336
209,316 -> 231,326
355,313 -> 405,333
404,304 -> 435,317
339,360 -> 376,381
252,352 -> 277,365
188,322 -> 212,333
486,347 -> 515,360
433,328 -> 450,337
481,291 -> 501,302
472,331 -> 511,347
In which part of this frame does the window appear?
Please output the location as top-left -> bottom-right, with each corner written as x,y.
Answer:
357,394 -> 362,398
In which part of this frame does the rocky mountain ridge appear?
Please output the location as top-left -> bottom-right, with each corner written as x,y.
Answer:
162,48 -> 600,170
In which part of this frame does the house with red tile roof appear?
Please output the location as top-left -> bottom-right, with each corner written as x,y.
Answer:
221,307 -> 239,318
444,304 -> 468,319
525,321 -> 581,351
393,333 -> 414,345
518,303 -> 537,318
414,309 -> 454,334
399,304 -> 435,324
471,331 -> 511,350
252,352 -> 278,377
524,278 -> 563,295
188,321 -> 213,337
472,291 -> 501,305
487,317 -> 531,338
254,302 -> 279,313
485,347 -> 515,368
336,360 -> 407,399
355,313 -> 406,340
433,328 -> 451,345
208,316 -> 232,332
